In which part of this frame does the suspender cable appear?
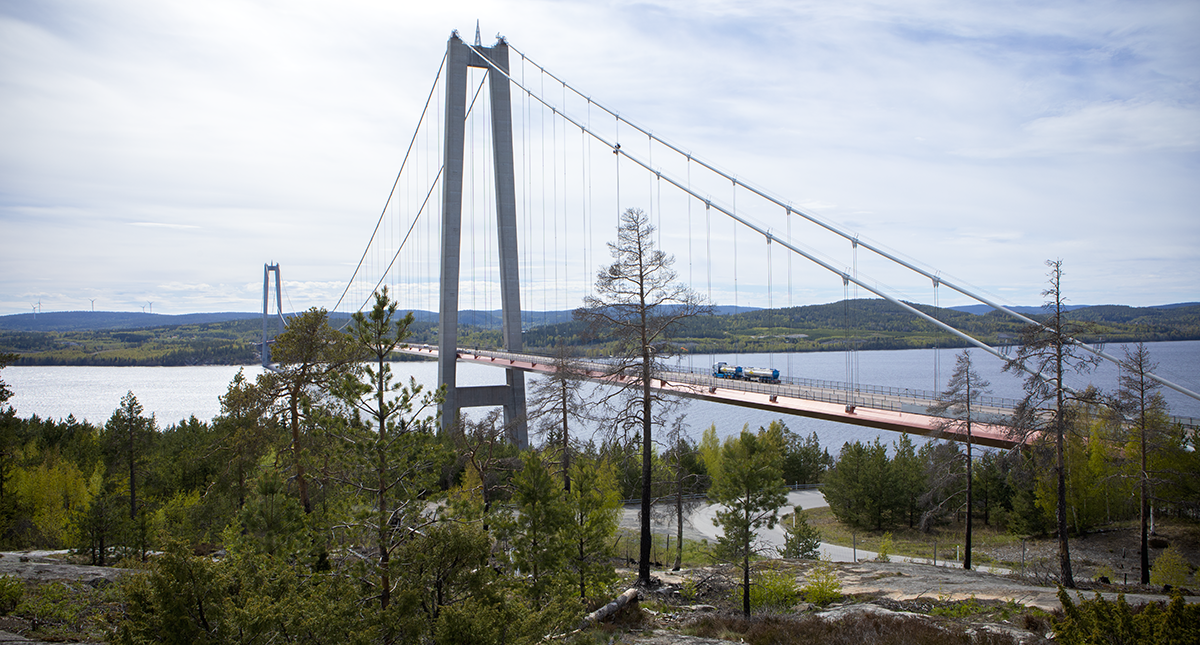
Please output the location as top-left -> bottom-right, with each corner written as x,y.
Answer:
785,207 -> 793,379
334,53 -> 447,313
477,39 -> 1200,402
933,277 -> 941,391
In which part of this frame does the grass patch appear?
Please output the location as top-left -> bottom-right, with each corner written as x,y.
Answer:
795,507 -> 1022,567
612,528 -> 716,569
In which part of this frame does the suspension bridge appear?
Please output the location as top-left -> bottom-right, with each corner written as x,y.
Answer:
262,30 -> 1199,450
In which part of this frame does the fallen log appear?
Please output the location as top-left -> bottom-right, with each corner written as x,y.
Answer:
581,587 -> 639,626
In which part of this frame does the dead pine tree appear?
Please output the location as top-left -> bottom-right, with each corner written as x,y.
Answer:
526,343 -> 590,491
575,207 -> 712,586
1003,260 -> 1100,588
657,415 -> 705,571
1111,343 -> 1170,585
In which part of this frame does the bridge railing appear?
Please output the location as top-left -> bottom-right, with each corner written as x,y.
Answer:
662,368 -> 907,413
664,363 -> 1024,410
443,346 -> 1015,416
435,346 -> 1200,430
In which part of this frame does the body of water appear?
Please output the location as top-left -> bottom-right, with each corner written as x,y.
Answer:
6,340 -> 1198,453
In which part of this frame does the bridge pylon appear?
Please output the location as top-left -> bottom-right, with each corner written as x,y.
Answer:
261,263 -> 283,370
438,31 -> 528,448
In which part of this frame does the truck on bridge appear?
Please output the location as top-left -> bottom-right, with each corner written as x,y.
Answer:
712,362 -> 780,384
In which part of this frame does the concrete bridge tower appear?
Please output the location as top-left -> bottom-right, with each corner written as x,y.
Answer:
438,31 -> 528,448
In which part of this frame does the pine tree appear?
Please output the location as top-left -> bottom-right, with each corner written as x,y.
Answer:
709,428 -> 788,617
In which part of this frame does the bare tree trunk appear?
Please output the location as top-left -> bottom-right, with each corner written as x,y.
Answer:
639,343 -> 653,585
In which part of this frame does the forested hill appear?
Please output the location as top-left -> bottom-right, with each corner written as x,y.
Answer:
523,300 -> 1200,355
2,300 -> 1198,365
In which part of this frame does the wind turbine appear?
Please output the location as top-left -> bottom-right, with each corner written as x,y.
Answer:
90,298 -> 96,312
148,302 -> 153,314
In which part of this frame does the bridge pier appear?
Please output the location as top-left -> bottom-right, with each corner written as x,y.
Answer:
438,31 -> 528,447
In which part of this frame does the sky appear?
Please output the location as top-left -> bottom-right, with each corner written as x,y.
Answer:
1,0 -> 1198,317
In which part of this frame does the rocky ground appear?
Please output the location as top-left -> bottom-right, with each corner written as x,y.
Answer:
606,555 -> 1197,644
0,518 -> 1195,644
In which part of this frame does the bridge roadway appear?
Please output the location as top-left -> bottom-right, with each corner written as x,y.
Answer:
400,345 -> 1024,449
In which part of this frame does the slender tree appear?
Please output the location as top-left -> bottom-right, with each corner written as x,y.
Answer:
564,457 -> 621,599
928,350 -> 992,569
1112,343 -> 1169,584
1003,260 -> 1099,588
259,307 -> 358,514
332,287 -> 442,625
709,428 -> 788,617
214,369 -> 270,509
575,207 -> 711,586
506,450 -> 571,603
102,391 -> 155,560
659,416 -> 706,571
526,343 -> 589,491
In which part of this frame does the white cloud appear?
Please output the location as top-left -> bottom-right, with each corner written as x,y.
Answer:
0,0 -> 1197,317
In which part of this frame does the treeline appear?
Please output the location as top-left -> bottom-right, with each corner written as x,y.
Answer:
7,300 -> 1198,367
821,410 -> 1199,570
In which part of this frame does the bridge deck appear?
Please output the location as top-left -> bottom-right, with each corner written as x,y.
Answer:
401,345 -> 1024,449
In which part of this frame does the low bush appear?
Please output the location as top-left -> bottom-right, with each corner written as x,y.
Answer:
734,568 -> 799,611
1053,588 -> 1200,645
1149,546 -> 1192,589
801,559 -> 841,606
0,575 -> 22,614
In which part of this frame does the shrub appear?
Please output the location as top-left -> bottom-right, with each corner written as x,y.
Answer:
875,532 -> 893,563
733,568 -> 799,611
780,509 -> 821,560
1149,546 -> 1191,588
801,558 -> 841,606
15,581 -> 85,636
1053,588 -> 1200,645
0,575 -> 22,614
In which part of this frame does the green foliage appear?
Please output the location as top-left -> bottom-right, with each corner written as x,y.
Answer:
875,532 -> 893,562
710,427 -> 788,616
1053,588 -> 1200,645
0,574 -> 22,614
564,457 -> 621,599
10,455 -> 92,546
733,567 -> 799,610
118,533 -> 365,645
16,581 -> 88,638
237,471 -> 307,557
1149,546 -> 1192,588
505,450 -> 572,602
778,425 -> 832,486
780,508 -> 822,560
801,558 -> 842,606
929,594 -> 986,618
823,438 -> 898,531
710,429 -> 788,563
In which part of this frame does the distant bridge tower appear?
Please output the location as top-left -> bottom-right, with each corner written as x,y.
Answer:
439,31 -> 528,448
262,263 -> 283,369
